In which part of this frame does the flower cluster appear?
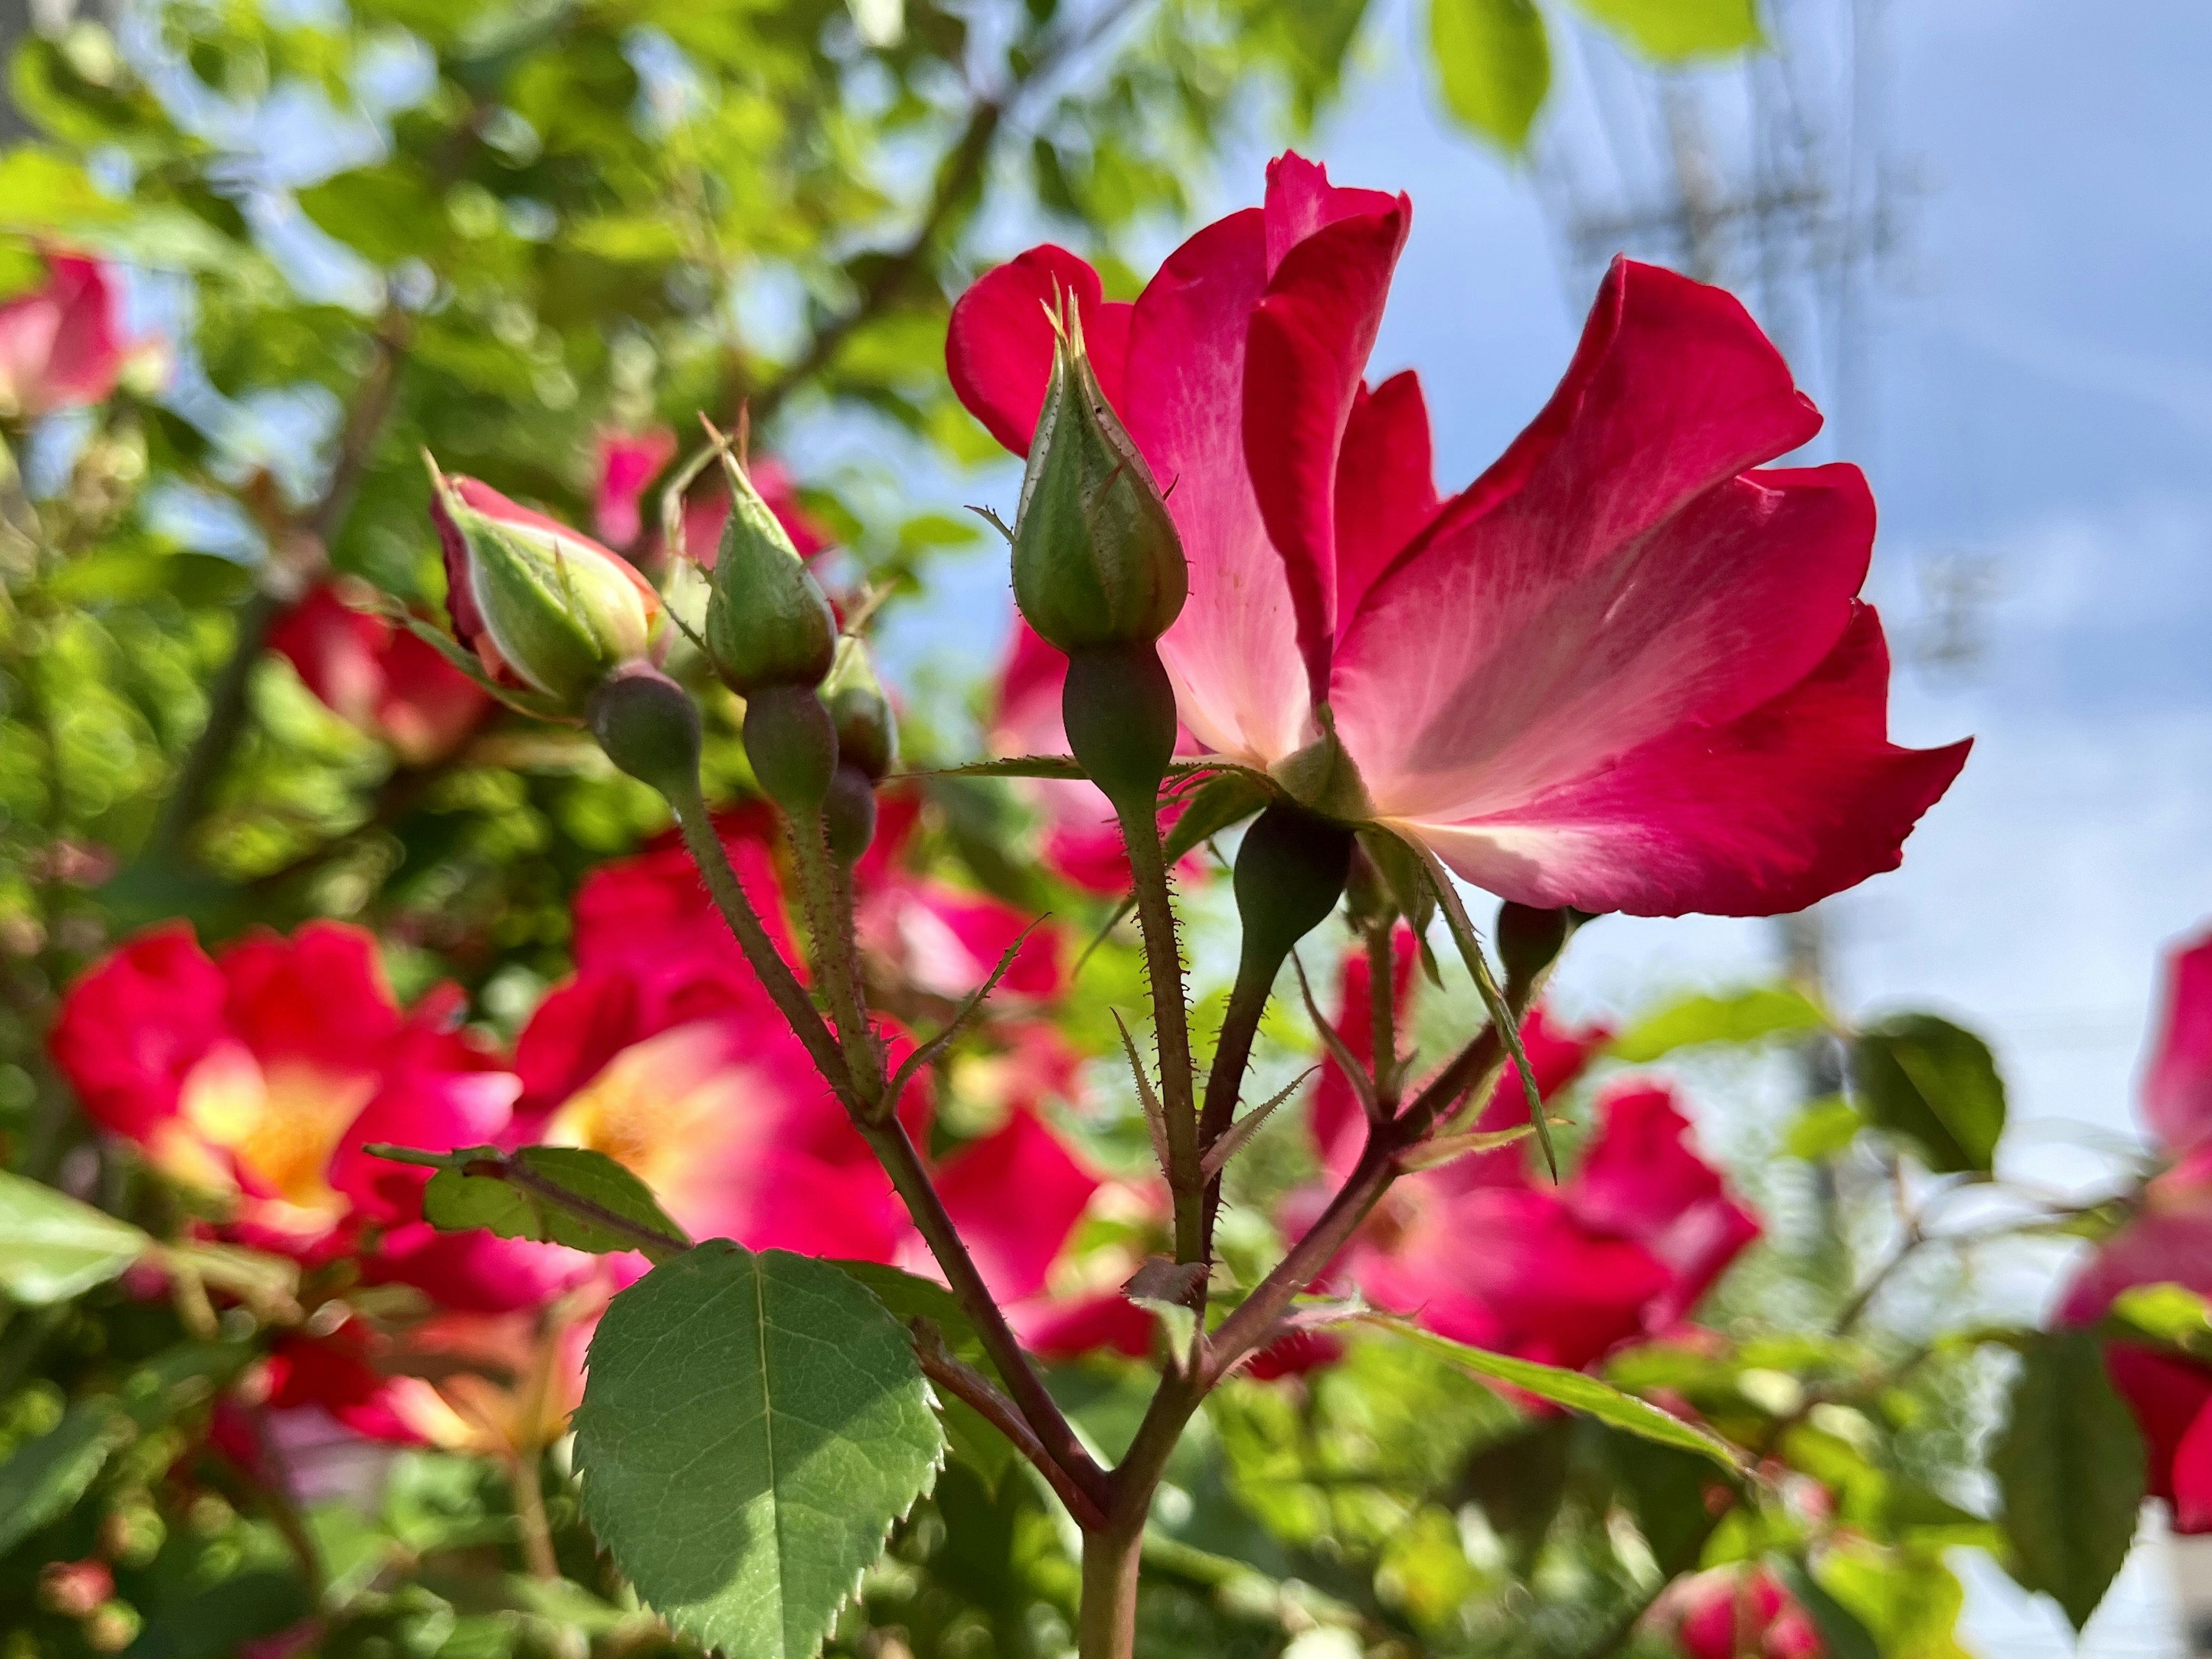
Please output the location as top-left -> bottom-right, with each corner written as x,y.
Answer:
1264,931 -> 1760,1377
48,797 -> 1138,1452
2062,926 -> 2212,1532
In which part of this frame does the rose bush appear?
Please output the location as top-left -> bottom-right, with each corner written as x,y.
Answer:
0,7 -> 2188,1654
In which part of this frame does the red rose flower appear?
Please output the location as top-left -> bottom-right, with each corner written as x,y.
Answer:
1271,941 -> 1757,1377
0,253 -> 142,419
1653,1565 -> 1824,1658
270,580 -> 490,764
948,152 -> 1967,918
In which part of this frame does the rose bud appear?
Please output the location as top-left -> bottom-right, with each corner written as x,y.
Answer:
589,662 -> 703,802
744,684 -> 838,817
429,459 -> 661,713
819,637 -> 895,863
1010,309 -> 1186,656
1007,310 -> 1190,817
821,636 -> 896,784
703,448 -> 839,696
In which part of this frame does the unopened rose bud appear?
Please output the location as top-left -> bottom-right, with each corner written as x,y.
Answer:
1497,903 -> 1573,987
823,764 -> 879,865
1232,803 -> 1355,971
1060,642 -> 1177,815
1010,312 -> 1186,654
821,637 -> 896,783
703,449 -> 839,696
744,684 -> 838,816
588,663 -> 702,801
429,460 -> 661,711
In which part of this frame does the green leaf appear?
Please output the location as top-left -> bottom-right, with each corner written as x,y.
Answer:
1429,0 -> 1551,151
1611,984 -> 1828,1062
368,1144 -> 690,1260
1571,0 -> 1762,60
1784,1094 -> 1865,1161
1771,1556 -> 1881,1659
1163,769 -> 1272,863
0,1168 -> 153,1304
1849,1013 -> 2007,1175
920,755 -> 1088,781
828,1259 -> 982,1361
574,1242 -> 945,1658
2110,1282 -> 2212,1353
0,148 -> 127,235
1357,1316 -> 1741,1471
0,1397 -> 134,1554
827,1260 -> 1010,1483
1991,1330 -> 2146,1631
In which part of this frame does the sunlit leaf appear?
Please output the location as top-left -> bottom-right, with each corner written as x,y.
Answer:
574,1243 -> 945,1658
1358,1316 -> 1741,1470
1611,984 -> 1828,1062
1850,1013 -> 2007,1175
368,1144 -> 689,1260
1429,0 -> 1551,151
1571,0 -> 1762,60
1991,1330 -> 2145,1631
0,1169 -> 152,1305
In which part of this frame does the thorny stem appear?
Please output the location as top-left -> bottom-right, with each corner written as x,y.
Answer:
666,779 -> 1101,1512
1118,798 -> 1205,1266
665,783 -> 859,1108
915,1332 -> 1107,1531
509,1449 -> 559,1581
1368,922 -> 1401,1111
786,806 -> 884,1110
1196,951 -> 1276,1257
857,1115 -> 1111,1514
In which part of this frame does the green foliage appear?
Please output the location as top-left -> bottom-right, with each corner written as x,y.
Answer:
1574,0 -> 1763,60
0,1396 -> 135,1555
1359,1317 -> 1741,1469
573,1241 -> 946,1658
1430,0 -> 1552,151
0,1167 -> 153,1303
1610,983 -> 1828,1062
375,1142 -> 691,1258
1850,1012 -> 2008,1174
1991,1330 -> 2147,1631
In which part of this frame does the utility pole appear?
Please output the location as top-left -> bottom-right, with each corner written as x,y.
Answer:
1527,0 -> 1911,1080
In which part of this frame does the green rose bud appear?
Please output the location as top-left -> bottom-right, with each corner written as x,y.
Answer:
703,449 -> 839,696
821,635 -> 896,783
1010,310 -> 1187,654
430,460 -> 661,711
823,764 -> 880,866
588,664 -> 702,802
744,683 -> 838,816
1232,802 -> 1356,972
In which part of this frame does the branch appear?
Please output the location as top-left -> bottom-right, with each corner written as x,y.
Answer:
916,1327 -> 1108,1531
661,778 -> 1104,1516
1120,797 -> 1205,1266
1202,1126 -> 1403,1385
747,0 -> 1147,424
1203,908 -> 1575,1384
859,1115 -> 1111,1514
666,783 -> 863,1112
148,317 -> 410,859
